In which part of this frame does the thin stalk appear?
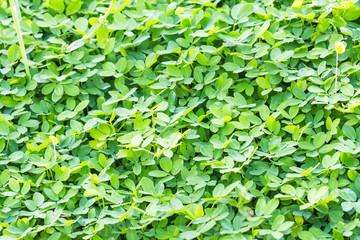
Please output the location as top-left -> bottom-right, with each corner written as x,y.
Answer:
53,143 -> 57,163
9,0 -> 31,81
85,0 -> 116,40
335,52 -> 338,93
66,0 -> 116,52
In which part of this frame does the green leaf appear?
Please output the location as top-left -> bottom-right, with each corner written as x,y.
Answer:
70,120 -> 82,131
141,177 -> 155,193
231,4 -> 254,22
64,84 -> 80,96
75,100 -> 89,112
8,44 -> 20,63
179,231 -> 200,240
266,116 -> 276,132
160,157 -> 172,172
299,231 -> 316,240
149,170 -> 168,177
9,178 -> 20,192
281,185 -> 296,195
317,18 -> 330,32
47,0 -> 65,12
33,192 -> 45,206
146,53 -> 157,68
110,173 -> 119,189
342,3 -> 360,21
97,24 -> 108,46
84,189 -> 100,197
98,153 -> 107,167
66,0 -> 82,15
333,15 -> 346,28
0,170 -> 10,188
52,181 -> 63,194
342,124 -> 356,140
292,0 -> 303,8
52,84 -> 63,102
314,132 -> 326,148
264,199 -> 279,215
256,77 -> 272,89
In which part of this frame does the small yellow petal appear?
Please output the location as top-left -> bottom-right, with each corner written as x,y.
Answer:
49,136 -> 59,145
335,41 -> 345,54
91,174 -> 99,184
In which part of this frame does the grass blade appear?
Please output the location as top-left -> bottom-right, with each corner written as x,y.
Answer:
9,0 -> 31,81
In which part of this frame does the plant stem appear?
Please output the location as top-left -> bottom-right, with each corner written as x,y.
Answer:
9,0 -> 31,82
53,144 -> 57,163
66,0 -> 116,52
335,52 -> 338,93
86,0 -> 116,40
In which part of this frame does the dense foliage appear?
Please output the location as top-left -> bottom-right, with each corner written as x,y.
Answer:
2,0 -> 360,239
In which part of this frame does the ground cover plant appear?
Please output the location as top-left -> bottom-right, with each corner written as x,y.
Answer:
2,0 -> 360,239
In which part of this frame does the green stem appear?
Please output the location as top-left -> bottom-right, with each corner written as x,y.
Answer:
53,144 -> 57,163
9,0 -> 31,82
335,52 -> 338,93
86,0 -> 116,40
84,0 -> 115,39
66,0 -> 116,52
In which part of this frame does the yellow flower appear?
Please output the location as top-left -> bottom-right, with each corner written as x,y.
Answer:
335,41 -> 345,54
91,174 -> 99,184
49,136 -> 59,145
